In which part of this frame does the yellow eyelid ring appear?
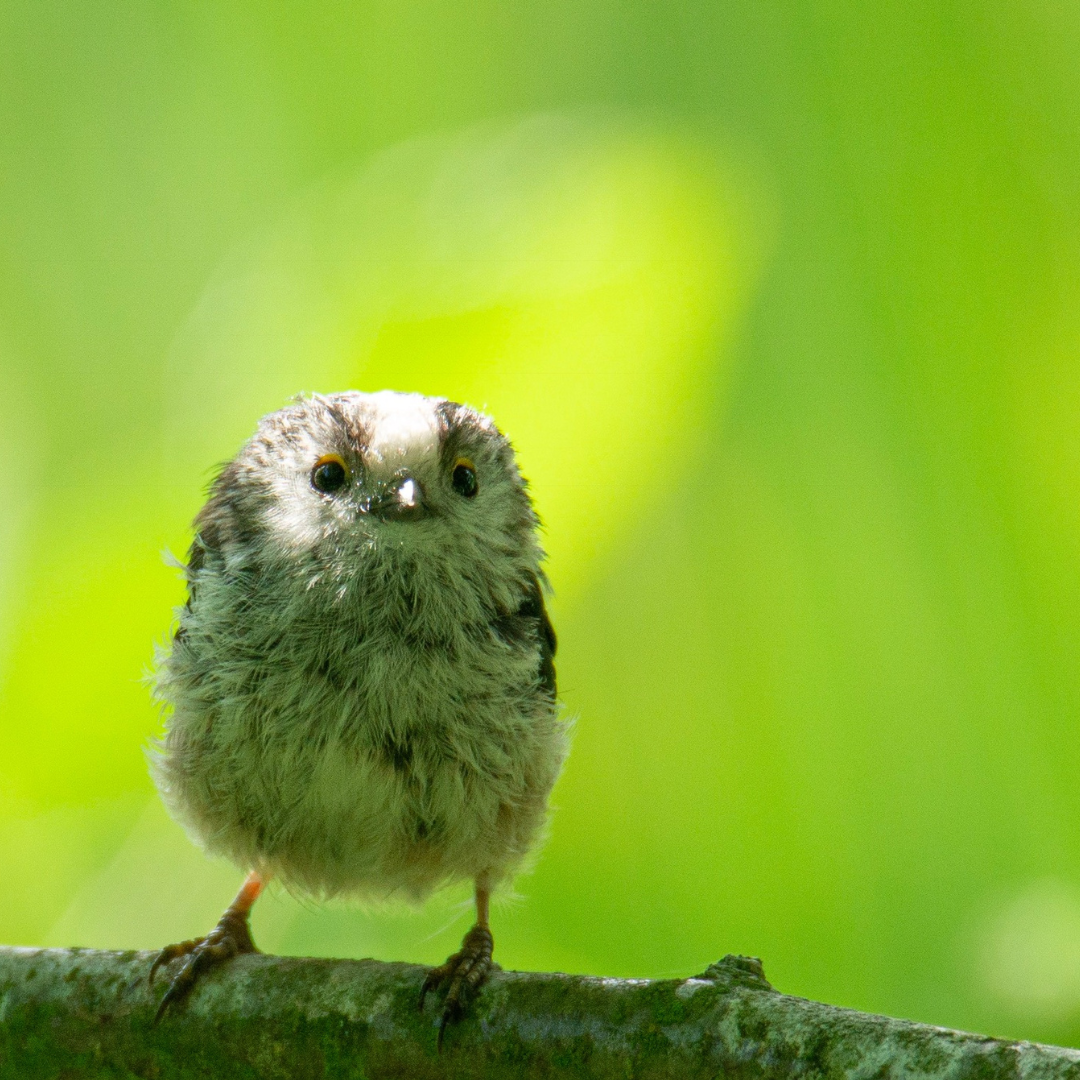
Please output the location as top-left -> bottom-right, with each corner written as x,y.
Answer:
451,457 -> 479,498
314,453 -> 348,473
311,453 -> 350,494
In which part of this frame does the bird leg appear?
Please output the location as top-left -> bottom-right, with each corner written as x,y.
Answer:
419,881 -> 496,1048
149,870 -> 263,1022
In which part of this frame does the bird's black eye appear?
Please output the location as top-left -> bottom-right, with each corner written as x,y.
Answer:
451,459 -> 478,498
311,454 -> 349,494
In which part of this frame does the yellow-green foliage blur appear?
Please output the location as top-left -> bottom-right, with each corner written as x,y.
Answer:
2,0 -> 1079,1049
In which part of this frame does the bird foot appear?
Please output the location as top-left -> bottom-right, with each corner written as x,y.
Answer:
419,922 -> 496,1049
149,908 -> 258,1022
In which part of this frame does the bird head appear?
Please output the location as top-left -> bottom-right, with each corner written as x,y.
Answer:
192,391 -> 544,621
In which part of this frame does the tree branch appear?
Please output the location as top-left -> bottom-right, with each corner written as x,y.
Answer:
1,945 -> 1078,1079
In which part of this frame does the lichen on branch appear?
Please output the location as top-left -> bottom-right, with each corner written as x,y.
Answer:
1,947 -> 1078,1079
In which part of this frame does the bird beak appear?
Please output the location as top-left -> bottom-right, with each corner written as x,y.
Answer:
370,475 -> 429,521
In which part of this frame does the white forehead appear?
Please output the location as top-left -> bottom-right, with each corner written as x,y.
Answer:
363,391 -> 440,464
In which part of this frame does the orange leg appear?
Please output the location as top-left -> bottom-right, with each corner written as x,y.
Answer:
150,870 -> 264,1022
419,878 -> 496,1049
475,884 -> 490,929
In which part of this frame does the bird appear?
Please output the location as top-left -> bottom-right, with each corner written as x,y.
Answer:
148,389 -> 567,1041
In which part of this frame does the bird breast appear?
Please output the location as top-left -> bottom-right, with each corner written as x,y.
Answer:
156,567 -> 563,899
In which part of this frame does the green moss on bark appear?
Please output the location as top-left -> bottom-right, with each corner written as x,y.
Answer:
2,948 -> 1080,1079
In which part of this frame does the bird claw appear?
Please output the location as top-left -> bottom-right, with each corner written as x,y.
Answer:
150,909 -> 257,1022
418,923 -> 495,1050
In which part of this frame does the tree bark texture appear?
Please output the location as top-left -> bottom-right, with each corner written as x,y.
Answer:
1,946 -> 1078,1079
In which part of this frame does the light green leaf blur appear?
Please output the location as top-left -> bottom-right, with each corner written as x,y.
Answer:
3,0 -> 1080,1050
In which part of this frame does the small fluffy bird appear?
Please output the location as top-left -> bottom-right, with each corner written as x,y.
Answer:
149,390 -> 567,1038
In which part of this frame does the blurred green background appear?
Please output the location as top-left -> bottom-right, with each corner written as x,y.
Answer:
2,0 -> 1080,1049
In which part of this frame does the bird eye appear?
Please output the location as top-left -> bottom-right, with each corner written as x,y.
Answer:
311,454 -> 349,494
451,458 -> 478,498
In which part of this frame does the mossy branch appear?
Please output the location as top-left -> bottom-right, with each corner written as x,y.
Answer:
1,945 -> 1078,1079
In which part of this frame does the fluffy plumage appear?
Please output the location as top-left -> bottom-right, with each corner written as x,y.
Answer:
152,390 -> 567,903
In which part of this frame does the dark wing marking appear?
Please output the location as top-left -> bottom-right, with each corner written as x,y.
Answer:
528,575 -> 557,699
494,573 -> 556,699
187,536 -> 206,576
173,535 -> 208,645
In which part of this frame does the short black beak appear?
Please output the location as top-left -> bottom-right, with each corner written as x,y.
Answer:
371,475 -> 429,522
